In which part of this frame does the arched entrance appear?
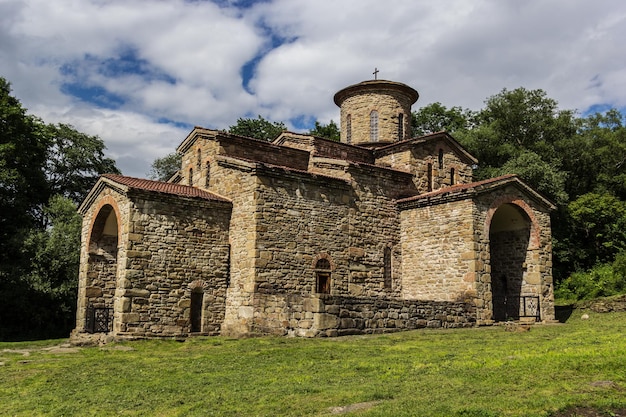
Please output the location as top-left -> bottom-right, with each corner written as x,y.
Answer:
489,203 -> 531,321
85,204 -> 119,332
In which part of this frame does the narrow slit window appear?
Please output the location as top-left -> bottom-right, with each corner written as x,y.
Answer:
450,167 -> 456,185
196,149 -> 202,170
190,289 -> 203,333
438,149 -> 444,169
205,161 -> 211,187
188,168 -> 193,186
427,163 -> 433,192
346,114 -> 352,144
384,246 -> 392,289
398,113 -> 404,139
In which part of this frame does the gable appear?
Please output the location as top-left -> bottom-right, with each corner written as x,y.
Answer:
373,131 -> 478,166
397,174 -> 556,212
79,174 -> 231,214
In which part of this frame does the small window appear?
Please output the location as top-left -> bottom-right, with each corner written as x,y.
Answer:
450,167 -> 456,185
427,163 -> 433,192
196,149 -> 202,170
205,161 -> 211,187
398,113 -> 404,139
346,114 -> 352,144
315,258 -> 331,294
188,168 -> 193,186
370,110 -> 379,141
383,246 -> 392,289
438,149 -> 444,169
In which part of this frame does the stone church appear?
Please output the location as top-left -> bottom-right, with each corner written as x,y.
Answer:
71,79 -> 556,342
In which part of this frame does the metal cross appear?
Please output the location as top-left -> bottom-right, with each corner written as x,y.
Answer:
373,68 -> 379,80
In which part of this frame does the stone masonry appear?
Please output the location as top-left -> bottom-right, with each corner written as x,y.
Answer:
71,79 -> 556,343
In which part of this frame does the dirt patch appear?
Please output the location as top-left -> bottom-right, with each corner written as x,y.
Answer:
550,406 -> 626,417
329,401 -> 380,414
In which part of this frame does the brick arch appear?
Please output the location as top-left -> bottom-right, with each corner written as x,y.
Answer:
188,279 -> 209,291
311,253 -> 335,271
87,195 -> 122,251
484,195 -> 540,250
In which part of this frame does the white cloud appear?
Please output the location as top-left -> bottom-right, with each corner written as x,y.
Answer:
1,0 -> 626,178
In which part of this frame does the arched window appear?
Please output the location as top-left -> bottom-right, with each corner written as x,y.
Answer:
315,258 -> 331,294
438,149 -> 444,169
196,148 -> 202,170
370,110 -> 379,141
188,168 -> 193,186
450,167 -> 456,185
346,114 -> 352,144
205,161 -> 211,187
398,113 -> 404,139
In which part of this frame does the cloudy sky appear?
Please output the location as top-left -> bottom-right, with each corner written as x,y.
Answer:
1,0 -> 625,177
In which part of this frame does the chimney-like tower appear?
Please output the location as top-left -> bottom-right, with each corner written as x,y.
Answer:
334,80 -> 419,147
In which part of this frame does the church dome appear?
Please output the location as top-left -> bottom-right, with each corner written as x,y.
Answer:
334,80 -> 419,147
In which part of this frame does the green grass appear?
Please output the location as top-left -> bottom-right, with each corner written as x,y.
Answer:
1,310 -> 625,416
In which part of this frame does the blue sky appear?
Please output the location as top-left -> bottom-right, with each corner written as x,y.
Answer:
1,0 -> 626,177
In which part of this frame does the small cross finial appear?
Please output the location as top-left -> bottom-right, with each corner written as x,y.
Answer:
373,68 -> 379,80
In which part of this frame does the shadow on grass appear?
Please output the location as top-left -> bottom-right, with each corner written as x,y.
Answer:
555,304 -> 574,323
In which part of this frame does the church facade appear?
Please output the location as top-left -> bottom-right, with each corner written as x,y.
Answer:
71,79 -> 555,342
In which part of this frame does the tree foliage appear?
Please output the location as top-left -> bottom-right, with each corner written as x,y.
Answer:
228,115 -> 286,142
412,102 -> 476,136
308,120 -> 340,141
0,76 -> 118,340
148,151 -> 182,181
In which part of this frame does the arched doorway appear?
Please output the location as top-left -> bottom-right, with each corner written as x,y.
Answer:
489,203 -> 531,322
85,204 -> 119,332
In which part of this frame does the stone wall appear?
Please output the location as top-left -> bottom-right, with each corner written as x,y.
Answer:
376,137 -> 474,194
400,198 -> 477,302
207,157 -> 259,336
115,191 -> 232,337
473,186 -> 555,323
253,294 -> 475,337
276,133 -> 374,165
75,187 -> 129,332
233,160 -> 416,335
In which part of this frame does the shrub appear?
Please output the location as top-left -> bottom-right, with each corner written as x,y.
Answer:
555,254 -> 626,302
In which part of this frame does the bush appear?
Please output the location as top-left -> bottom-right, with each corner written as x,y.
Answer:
555,254 -> 626,302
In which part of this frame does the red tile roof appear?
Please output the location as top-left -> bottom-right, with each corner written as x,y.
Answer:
102,174 -> 230,203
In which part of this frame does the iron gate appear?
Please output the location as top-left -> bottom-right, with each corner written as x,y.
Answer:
85,304 -> 113,333
517,296 -> 541,321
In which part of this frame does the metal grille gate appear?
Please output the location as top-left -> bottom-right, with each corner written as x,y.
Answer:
85,304 -> 113,333
517,296 -> 541,321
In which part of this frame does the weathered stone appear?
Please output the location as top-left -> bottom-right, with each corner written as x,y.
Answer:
71,78 -> 555,344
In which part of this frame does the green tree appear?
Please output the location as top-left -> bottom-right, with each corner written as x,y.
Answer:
497,151 -> 568,206
23,196 -> 82,337
459,88 -> 577,172
148,152 -> 182,181
45,123 -> 119,205
0,76 -> 119,340
568,192 -> 626,270
412,102 -> 476,136
308,120 -> 340,141
228,115 -> 286,142
0,78 -> 49,256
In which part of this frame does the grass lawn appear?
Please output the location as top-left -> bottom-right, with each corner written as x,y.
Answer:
1,309 -> 624,417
